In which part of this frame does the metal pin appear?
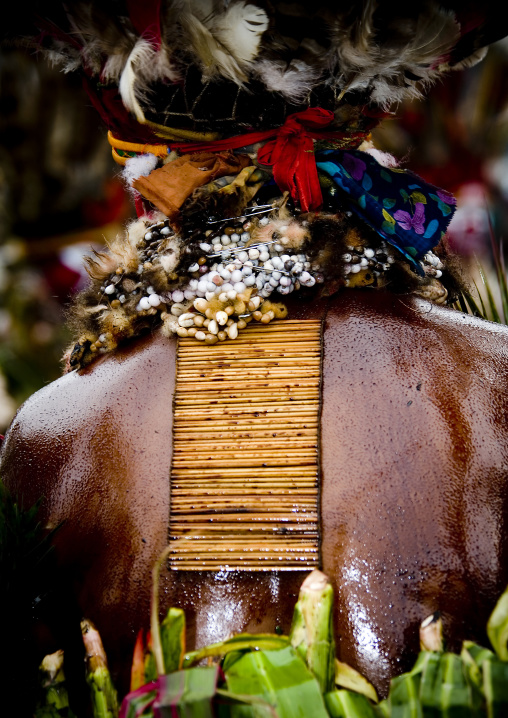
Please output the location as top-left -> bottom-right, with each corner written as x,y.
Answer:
207,240 -> 278,259
206,205 -> 274,224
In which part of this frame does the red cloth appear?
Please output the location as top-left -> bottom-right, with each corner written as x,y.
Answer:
171,108 -> 368,211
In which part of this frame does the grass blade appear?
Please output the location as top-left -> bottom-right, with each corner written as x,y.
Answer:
477,264 -> 501,323
183,634 -> 289,669
487,216 -> 508,323
472,279 -> 489,319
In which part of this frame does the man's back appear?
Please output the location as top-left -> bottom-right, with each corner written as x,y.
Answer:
3,290 -> 508,696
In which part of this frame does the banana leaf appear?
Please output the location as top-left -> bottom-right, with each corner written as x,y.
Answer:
289,570 -> 335,692
334,659 -> 378,703
415,651 -> 443,716
120,666 -> 220,718
224,645 -> 329,718
154,665 -> 220,718
324,689 -> 378,717
487,584 -> 508,661
460,641 -> 496,691
380,672 -> 422,718
160,608 -> 186,673
435,653 -> 481,718
183,634 -> 289,669
482,657 -> 508,718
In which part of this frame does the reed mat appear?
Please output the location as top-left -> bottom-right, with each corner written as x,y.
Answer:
169,320 -> 322,570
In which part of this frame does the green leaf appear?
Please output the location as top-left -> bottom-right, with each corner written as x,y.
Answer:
487,585 -> 508,660
289,570 -> 335,692
461,290 -> 487,321
482,657 -> 508,718
383,672 -> 423,718
478,263 -> 501,324
325,689 -> 378,717
144,648 -> 158,685
461,641 -> 495,690
438,652 -> 480,717
160,608 -> 185,673
120,689 -> 156,718
334,659 -> 378,703
224,645 -> 329,718
154,665 -> 219,717
183,634 -> 289,668
414,651 -> 442,716
472,280 -> 489,320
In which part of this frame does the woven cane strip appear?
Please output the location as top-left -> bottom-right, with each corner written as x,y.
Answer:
169,319 -> 322,570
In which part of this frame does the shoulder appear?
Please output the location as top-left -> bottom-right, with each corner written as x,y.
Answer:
0,330 -> 177,509
324,290 -> 508,373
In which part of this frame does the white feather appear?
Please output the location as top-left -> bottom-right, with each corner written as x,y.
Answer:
181,0 -> 268,84
119,38 -> 180,121
181,10 -> 247,84
122,153 -> 159,189
211,2 -> 269,65
254,59 -> 320,101
331,2 -> 460,107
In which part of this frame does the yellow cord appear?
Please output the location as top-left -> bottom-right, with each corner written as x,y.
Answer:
107,122 -> 222,166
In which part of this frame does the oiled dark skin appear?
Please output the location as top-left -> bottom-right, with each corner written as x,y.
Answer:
3,289 -> 508,698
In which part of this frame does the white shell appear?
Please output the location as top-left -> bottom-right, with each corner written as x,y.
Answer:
171,303 -> 186,316
216,310 -> 228,325
227,323 -> 238,339
178,312 -> 196,327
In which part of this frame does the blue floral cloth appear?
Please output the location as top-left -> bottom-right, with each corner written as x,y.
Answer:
316,149 -> 457,274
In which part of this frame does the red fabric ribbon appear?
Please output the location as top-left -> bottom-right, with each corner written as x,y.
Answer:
171,107 -> 368,212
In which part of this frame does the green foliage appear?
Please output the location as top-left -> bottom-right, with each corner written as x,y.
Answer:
20,559 -> 508,717
456,221 -> 508,326
0,480 -> 62,715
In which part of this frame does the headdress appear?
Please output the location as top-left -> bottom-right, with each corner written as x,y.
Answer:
27,1 -> 507,368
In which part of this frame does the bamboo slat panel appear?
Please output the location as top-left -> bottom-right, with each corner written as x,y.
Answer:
169,320 -> 322,571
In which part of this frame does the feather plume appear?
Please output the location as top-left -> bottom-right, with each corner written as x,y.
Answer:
180,0 -> 268,84
119,38 -> 179,121
330,1 -> 461,106
254,58 -> 320,101
211,2 -> 269,66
